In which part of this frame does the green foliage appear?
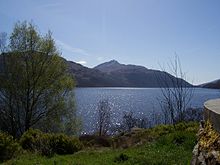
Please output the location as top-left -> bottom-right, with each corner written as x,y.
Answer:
114,153 -> 129,163
50,133 -> 82,155
156,131 -> 197,151
150,122 -> 198,138
150,124 -> 174,137
20,129 -> 54,157
20,129 -> 82,156
4,123 -> 199,164
0,21 -> 78,137
111,122 -> 198,149
19,129 -> 43,151
172,133 -> 186,145
0,132 -> 20,162
4,140 -> 195,165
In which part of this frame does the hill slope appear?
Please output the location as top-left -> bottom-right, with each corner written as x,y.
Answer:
67,61 -> 121,87
0,55 -> 192,87
68,60 -> 192,87
199,79 -> 220,89
92,60 -> 192,88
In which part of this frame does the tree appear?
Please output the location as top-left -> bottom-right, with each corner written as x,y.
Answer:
157,56 -> 193,126
0,21 -> 77,137
122,111 -> 148,131
0,32 -> 7,53
96,100 -> 112,136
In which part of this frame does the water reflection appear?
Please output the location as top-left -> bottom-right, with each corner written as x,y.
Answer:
75,88 -> 219,133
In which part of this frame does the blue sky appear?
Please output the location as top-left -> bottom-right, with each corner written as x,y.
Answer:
1,0 -> 220,84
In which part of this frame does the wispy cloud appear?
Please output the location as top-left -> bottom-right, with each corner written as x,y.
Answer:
56,40 -> 90,56
76,61 -> 87,65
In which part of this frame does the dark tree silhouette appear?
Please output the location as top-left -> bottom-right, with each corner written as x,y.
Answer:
157,56 -> 193,126
96,100 -> 112,136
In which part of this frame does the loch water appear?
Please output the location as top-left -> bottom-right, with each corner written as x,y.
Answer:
75,88 -> 219,133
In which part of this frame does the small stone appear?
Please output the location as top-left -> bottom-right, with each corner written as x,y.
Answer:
198,153 -> 206,165
211,150 -> 220,159
192,143 -> 199,156
191,143 -> 199,164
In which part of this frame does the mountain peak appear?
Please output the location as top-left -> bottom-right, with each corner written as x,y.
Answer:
108,60 -> 120,64
94,60 -> 123,73
99,60 -> 121,66
94,60 -> 149,73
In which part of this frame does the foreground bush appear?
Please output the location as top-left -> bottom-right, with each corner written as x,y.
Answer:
19,129 -> 43,151
50,134 -> 82,155
0,132 -> 20,162
20,129 -> 82,156
4,122 -> 199,164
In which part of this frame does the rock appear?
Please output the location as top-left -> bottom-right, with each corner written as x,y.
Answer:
197,152 -> 206,165
191,143 -> 199,165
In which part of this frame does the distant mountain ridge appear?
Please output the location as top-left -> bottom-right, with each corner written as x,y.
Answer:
199,79 -> 220,89
2,54 -> 219,88
94,60 -> 146,73
0,55 -> 193,87
67,59 -> 192,87
67,60 -> 121,87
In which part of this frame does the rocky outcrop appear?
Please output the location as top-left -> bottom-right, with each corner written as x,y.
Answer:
191,121 -> 220,165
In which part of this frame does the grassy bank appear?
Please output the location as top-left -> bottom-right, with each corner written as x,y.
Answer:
3,122 -> 199,165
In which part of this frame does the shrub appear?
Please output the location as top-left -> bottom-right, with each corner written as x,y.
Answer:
20,129 -> 82,156
150,124 -> 174,137
20,129 -> 54,156
172,132 -> 186,145
175,122 -> 187,131
156,131 -> 197,150
114,153 -> 129,163
0,132 -> 20,162
19,129 -> 43,151
50,134 -> 82,155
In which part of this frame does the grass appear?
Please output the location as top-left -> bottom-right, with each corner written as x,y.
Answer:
2,122 -> 199,165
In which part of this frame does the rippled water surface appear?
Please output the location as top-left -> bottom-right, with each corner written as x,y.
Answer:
75,88 -> 219,133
